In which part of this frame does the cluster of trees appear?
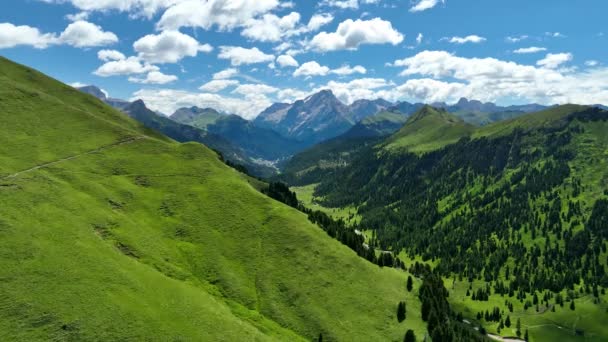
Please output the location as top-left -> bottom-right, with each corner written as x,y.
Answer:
414,264 -> 490,341
310,108 -> 608,300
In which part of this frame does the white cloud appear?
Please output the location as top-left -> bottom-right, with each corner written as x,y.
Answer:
506,35 -> 529,43
128,71 -> 178,84
98,49 -> 126,61
133,30 -> 211,64
66,11 -> 90,22
241,12 -> 301,42
157,0 -> 280,31
389,50 -> 608,106
410,0 -> 444,12
331,65 -> 367,75
42,0 -> 178,19
309,18 -> 403,52
307,13 -> 334,31
94,56 -> 159,76
316,78 -> 393,104
57,20 -> 118,47
213,68 -> 239,80
537,53 -> 573,69
0,21 -> 117,49
199,79 -> 239,92
513,46 -> 547,54
131,88 -> 273,119
0,23 -> 56,49
218,46 -> 275,66
585,60 -> 600,67
232,83 -> 279,96
321,0 -> 359,9
546,32 -> 565,38
293,61 -> 330,77
445,35 -> 486,44
416,33 -> 423,44
276,54 -> 299,67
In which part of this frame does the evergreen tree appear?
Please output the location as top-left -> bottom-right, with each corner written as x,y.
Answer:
505,315 -> 511,328
397,301 -> 407,322
407,276 -> 414,292
404,329 -> 416,342
570,300 -> 575,311
516,318 -> 522,337
524,329 -> 529,341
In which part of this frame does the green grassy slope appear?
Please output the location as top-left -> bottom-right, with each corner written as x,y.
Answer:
0,57 -> 426,340
384,105 -> 475,153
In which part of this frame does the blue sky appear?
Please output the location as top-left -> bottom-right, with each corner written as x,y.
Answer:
1,0 -> 607,118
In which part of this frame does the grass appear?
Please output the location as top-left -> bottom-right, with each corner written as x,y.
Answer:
0,56 -> 427,341
384,105 -> 475,153
292,183 -> 362,224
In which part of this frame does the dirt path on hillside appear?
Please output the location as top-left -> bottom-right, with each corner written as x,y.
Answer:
1,137 -> 144,180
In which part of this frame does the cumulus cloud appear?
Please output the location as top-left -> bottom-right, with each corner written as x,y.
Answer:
513,46 -> 547,54
232,83 -> 279,96
0,23 -> 56,49
98,49 -> 126,61
218,46 -> 275,66
133,30 -> 212,64
199,79 -> 240,92
0,21 -> 117,49
410,0 -> 444,12
317,78 -> 393,104
331,65 -> 367,75
307,13 -> 334,31
445,35 -> 486,44
56,20 -> 118,47
320,0 -> 359,9
389,50 -> 608,106
309,18 -> 403,51
276,54 -> 299,68
157,0 -> 280,31
94,56 -> 159,76
128,71 -> 178,84
537,53 -> 573,69
416,33 -> 424,44
293,61 -> 330,77
241,12 -> 300,42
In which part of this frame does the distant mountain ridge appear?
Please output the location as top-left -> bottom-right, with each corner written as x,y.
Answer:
171,108 -> 306,161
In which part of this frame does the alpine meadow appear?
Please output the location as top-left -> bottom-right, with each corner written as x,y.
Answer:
1,0 -> 608,341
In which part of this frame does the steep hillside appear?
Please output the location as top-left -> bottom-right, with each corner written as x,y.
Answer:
254,90 -> 354,145
290,104 -> 608,341
344,110 -> 409,138
0,57 -> 427,341
384,105 -> 476,153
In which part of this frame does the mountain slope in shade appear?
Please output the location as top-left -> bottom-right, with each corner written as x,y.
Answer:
342,110 -> 409,138
254,90 -> 354,145
171,108 -> 306,161
0,56 -> 426,341
347,98 -> 393,122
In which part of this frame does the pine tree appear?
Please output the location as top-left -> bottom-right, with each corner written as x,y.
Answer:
404,329 -> 416,342
516,318 -> 522,337
570,300 -> 575,311
524,329 -> 529,341
407,276 -> 413,292
397,301 -> 407,322
505,315 -> 511,328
